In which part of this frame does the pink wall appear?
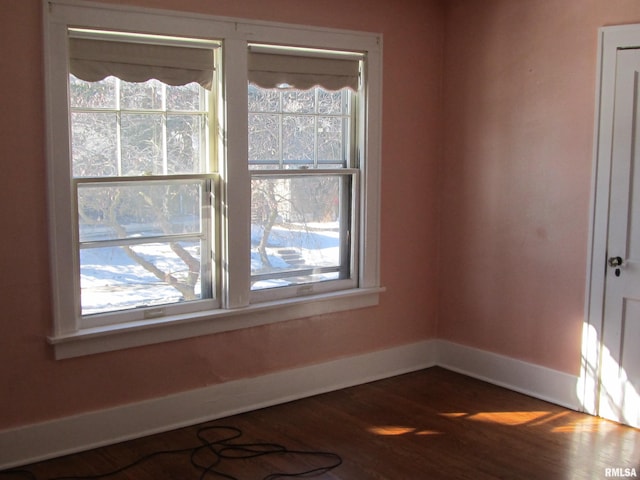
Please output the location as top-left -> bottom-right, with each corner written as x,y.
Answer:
0,0 -> 443,429
440,0 -> 640,374
8,0 -> 640,433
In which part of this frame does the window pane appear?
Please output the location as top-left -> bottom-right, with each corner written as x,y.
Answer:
248,113 -> 280,163
317,89 -> 347,115
282,115 -> 314,164
167,115 -> 204,173
317,116 -> 346,163
71,112 -> 118,177
248,84 -> 280,112
80,240 -> 204,315
120,79 -> 164,110
282,90 -> 315,113
121,113 -> 164,175
77,182 -> 203,243
167,83 -> 203,111
69,75 -> 116,109
251,175 -> 349,289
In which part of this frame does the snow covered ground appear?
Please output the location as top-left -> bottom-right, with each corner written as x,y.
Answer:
80,223 -> 341,315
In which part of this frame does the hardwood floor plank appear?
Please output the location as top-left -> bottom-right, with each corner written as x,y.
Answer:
2,368 -> 639,479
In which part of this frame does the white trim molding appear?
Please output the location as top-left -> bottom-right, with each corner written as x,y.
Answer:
49,288 -> 384,359
0,340 -> 438,470
0,339 -> 586,470
437,341 -> 582,411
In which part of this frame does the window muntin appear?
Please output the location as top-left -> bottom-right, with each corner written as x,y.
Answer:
67,30 -> 218,320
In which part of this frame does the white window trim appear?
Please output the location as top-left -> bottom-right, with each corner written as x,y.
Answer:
44,0 -> 383,359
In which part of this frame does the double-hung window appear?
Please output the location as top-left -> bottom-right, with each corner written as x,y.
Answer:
69,30 -> 219,324
44,0 -> 382,358
247,46 -> 361,301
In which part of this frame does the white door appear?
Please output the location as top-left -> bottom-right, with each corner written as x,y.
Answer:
598,48 -> 640,428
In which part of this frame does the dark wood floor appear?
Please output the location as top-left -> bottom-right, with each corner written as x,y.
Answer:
3,367 -> 640,480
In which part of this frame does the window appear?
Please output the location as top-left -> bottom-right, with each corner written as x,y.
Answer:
44,0 -> 382,358
247,46 -> 360,300
68,30 -> 219,325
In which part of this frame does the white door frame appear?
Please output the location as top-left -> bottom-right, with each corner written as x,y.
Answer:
583,23 -> 640,418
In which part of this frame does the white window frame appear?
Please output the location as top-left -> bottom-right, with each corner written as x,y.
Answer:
44,0 -> 383,359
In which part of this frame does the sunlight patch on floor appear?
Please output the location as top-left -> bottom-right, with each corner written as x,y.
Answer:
551,416 -> 621,433
368,426 -> 442,436
439,412 -> 467,418
438,409 -> 624,433
439,411 -> 552,426
527,411 -> 571,427
466,411 -> 552,426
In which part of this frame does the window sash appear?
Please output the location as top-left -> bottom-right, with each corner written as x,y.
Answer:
247,86 -> 354,170
74,174 -> 217,321
69,76 -> 211,179
249,169 -> 358,302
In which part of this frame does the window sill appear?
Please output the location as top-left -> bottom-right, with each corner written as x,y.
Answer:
48,287 -> 385,359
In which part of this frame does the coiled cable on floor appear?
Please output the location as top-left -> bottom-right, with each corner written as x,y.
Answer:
0,425 -> 343,480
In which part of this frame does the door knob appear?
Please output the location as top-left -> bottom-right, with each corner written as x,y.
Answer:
608,256 -> 624,267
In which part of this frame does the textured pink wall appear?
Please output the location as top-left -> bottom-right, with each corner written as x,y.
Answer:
440,0 -> 640,375
0,0 -> 443,428
10,0 -> 639,432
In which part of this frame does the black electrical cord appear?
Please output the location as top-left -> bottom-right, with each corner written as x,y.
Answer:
0,425 -> 342,480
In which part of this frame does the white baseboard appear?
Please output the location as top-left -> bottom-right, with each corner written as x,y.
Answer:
436,340 -> 582,411
0,339 -> 438,470
0,339 -> 583,470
